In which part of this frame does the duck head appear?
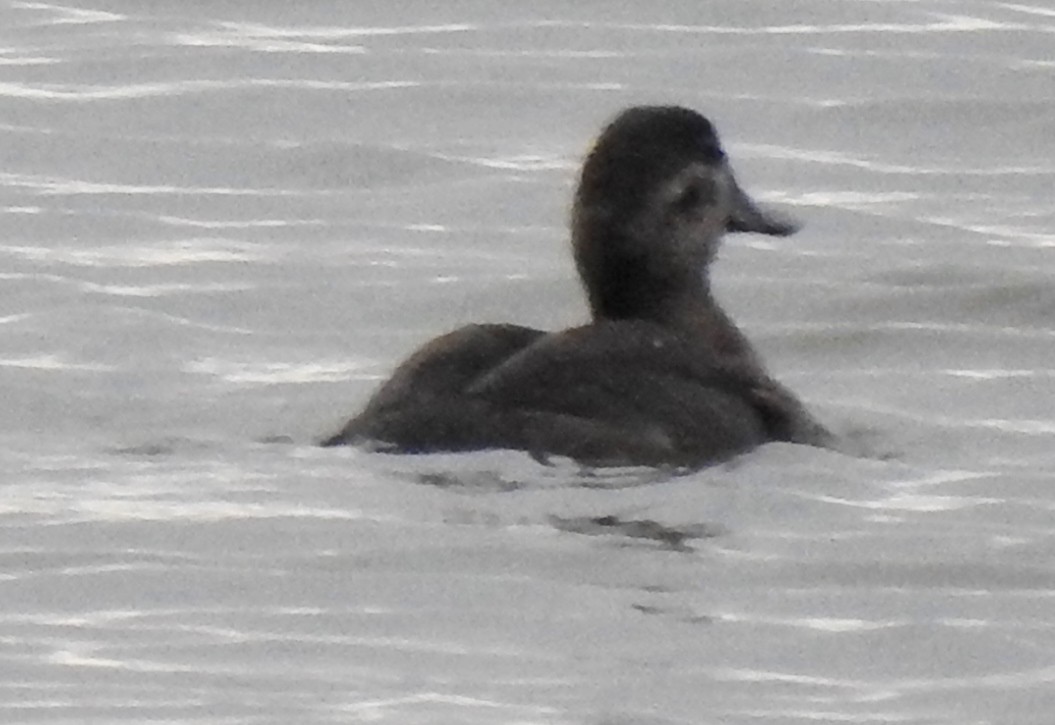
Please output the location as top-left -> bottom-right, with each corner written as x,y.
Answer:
572,105 -> 797,323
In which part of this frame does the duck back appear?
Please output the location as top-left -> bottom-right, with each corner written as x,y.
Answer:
324,320 -> 771,467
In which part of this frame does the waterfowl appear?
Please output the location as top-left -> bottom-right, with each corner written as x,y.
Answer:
322,105 -> 832,466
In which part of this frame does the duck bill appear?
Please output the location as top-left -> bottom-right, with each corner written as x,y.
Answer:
725,173 -> 799,237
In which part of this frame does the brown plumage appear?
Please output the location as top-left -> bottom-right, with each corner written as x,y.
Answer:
322,105 -> 831,467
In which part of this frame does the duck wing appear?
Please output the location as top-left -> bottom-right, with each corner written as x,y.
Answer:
466,320 -> 771,464
320,323 -> 544,447
324,319 -> 814,466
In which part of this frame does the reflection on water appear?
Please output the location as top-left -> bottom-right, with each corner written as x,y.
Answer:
1,0 -> 1054,723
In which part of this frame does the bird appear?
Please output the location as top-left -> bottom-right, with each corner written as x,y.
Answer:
321,105 -> 832,467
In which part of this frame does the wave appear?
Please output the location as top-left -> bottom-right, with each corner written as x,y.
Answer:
0,79 -> 420,102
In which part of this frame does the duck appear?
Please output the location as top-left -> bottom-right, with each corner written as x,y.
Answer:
321,105 -> 832,467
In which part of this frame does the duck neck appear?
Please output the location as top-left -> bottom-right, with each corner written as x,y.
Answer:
588,256 -> 713,325
575,225 -> 763,374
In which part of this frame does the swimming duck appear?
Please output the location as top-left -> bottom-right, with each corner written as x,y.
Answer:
322,105 -> 832,466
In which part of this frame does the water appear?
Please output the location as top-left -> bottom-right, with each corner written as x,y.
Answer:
2,1 -> 1054,723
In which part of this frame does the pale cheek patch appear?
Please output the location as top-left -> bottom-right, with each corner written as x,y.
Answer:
657,163 -> 730,219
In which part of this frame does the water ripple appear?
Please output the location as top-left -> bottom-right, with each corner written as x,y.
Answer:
171,21 -> 479,54
185,358 -> 373,385
2,239 -> 262,266
0,354 -> 111,371
0,79 -> 419,102
743,144 -> 1055,176
1,171 -> 332,197
11,1 -> 124,25
550,14 -> 1053,35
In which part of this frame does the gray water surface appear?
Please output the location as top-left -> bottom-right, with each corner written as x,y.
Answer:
2,1 -> 1054,723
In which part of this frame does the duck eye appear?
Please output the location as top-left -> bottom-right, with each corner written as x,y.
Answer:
674,183 -> 703,212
